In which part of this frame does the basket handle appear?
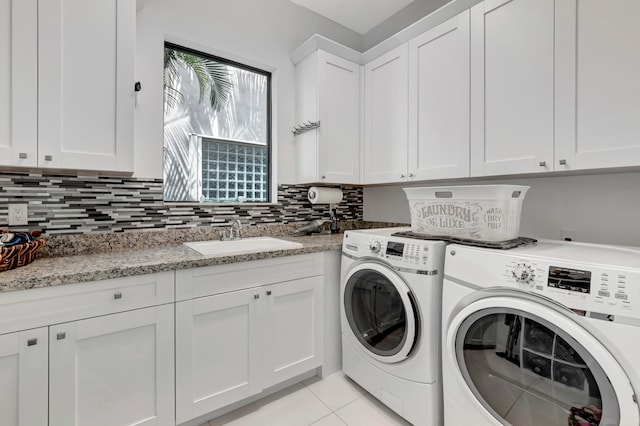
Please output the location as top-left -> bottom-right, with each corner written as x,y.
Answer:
435,191 -> 453,198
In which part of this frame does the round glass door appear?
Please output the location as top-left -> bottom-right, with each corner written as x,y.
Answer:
456,307 -> 621,426
344,263 -> 418,363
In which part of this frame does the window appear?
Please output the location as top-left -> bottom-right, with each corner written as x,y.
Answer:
163,43 -> 271,202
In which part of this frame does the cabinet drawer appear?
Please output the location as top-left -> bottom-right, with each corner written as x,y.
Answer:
176,253 -> 324,301
0,271 -> 174,335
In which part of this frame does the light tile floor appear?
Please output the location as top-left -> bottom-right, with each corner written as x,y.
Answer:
201,372 -> 412,425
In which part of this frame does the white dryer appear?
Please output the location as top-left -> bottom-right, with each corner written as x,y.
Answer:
442,241 -> 640,426
341,228 -> 446,426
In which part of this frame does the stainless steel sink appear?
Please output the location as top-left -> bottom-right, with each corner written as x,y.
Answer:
183,237 -> 303,256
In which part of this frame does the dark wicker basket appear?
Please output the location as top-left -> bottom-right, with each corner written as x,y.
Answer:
0,232 -> 45,272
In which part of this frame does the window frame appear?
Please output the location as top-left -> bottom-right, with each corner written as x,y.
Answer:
163,41 -> 274,204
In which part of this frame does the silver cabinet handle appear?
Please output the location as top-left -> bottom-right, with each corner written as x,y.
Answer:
266,290 -> 272,296
408,173 -> 414,178
559,159 -> 567,165
27,338 -> 38,346
44,155 -> 53,161
539,161 -> 546,167
321,175 -> 326,179
57,332 -> 66,340
114,292 -> 122,300
254,294 -> 260,300
400,174 -> 406,178
19,152 -> 28,159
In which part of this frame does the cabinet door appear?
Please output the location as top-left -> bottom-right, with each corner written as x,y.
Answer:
555,0 -> 640,170
408,10 -> 470,180
296,50 -> 361,184
0,0 -> 37,167
295,51 -> 320,183
470,0 -> 555,176
37,0 -> 134,172
49,305 -> 174,426
364,44 -> 409,184
0,328 -> 48,426
263,276 -> 323,386
175,288 -> 262,424
317,51 -> 361,184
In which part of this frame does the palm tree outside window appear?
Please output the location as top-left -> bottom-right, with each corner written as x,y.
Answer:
163,43 -> 271,202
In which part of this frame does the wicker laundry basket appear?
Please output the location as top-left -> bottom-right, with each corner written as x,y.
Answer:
0,231 -> 45,272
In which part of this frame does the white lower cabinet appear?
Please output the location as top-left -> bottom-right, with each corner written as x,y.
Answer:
175,254 -> 324,425
175,287 -> 262,423
0,255 -> 329,426
262,278 -> 323,385
49,306 -> 175,426
0,272 -> 175,426
0,328 -> 48,426
0,306 -> 174,426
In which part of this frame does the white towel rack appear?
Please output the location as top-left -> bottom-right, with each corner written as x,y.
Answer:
292,121 -> 320,136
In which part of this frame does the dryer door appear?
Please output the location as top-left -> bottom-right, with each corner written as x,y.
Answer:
445,295 -> 639,426
343,262 -> 418,364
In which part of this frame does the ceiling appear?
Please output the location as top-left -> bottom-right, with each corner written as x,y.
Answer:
290,0 -> 416,34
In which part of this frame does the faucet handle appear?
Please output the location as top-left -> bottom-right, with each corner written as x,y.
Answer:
220,229 -> 228,240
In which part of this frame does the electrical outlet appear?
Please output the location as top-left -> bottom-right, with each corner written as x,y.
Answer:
8,204 -> 28,226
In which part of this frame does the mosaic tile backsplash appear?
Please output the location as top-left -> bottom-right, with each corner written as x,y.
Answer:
0,173 -> 363,235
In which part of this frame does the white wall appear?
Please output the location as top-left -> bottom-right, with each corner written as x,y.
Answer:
134,0 -> 362,181
364,171 -> 640,247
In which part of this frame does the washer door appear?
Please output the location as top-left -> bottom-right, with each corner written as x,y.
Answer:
343,262 -> 418,364
445,294 -> 639,426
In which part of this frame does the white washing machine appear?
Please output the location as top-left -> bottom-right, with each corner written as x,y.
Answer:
442,240 -> 640,426
341,228 -> 446,426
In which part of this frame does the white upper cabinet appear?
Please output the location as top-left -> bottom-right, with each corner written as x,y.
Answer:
555,0 -> 640,171
470,0 -> 555,177
408,10 -> 470,181
0,0 -> 38,167
364,44 -> 409,184
37,0 -> 135,172
310,0 -> 640,182
0,0 -> 134,172
295,50 -> 361,184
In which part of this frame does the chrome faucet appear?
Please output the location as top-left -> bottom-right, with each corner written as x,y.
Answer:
221,219 -> 243,241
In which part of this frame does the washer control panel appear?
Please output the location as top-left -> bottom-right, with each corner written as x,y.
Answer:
501,258 -> 638,318
595,271 -> 632,309
343,230 -> 444,270
446,242 -> 640,321
511,263 -> 536,285
370,238 -> 431,266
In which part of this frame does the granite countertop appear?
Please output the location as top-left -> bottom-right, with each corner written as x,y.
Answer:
0,233 -> 345,293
